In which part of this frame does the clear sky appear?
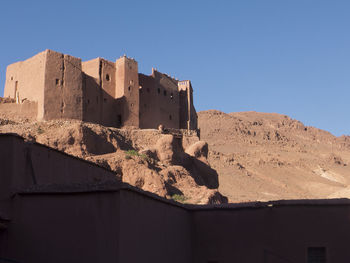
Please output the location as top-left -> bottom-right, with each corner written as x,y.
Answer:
1,0 -> 349,136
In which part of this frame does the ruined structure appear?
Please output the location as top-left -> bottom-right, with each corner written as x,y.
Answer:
3,50 -> 197,130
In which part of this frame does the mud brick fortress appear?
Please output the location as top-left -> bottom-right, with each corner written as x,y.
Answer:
3,50 -> 197,130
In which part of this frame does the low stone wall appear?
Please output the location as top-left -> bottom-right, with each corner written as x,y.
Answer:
0,101 -> 37,121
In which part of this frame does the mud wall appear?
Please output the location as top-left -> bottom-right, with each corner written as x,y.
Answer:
0,135 -> 118,199
118,190 -> 192,263
44,50 -> 83,120
139,71 -> 180,129
4,51 -> 46,119
193,205 -> 350,262
1,190 -> 192,263
115,57 -> 139,127
0,101 -> 37,121
4,192 -> 121,263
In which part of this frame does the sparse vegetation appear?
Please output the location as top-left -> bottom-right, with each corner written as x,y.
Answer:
171,194 -> 187,203
124,149 -> 149,161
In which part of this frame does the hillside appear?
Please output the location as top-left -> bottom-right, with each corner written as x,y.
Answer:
0,115 -> 227,205
199,110 -> 350,202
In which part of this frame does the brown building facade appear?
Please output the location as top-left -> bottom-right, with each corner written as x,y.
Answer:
0,134 -> 350,263
4,50 -> 198,130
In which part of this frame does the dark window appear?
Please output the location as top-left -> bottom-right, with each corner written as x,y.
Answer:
55,79 -> 60,85
308,247 -> 326,263
163,90 -> 167,96
11,77 -> 13,80
128,86 -> 131,91
169,115 -> 172,120
117,115 -> 122,127
157,88 -> 160,94
106,74 -> 110,81
87,99 -> 90,104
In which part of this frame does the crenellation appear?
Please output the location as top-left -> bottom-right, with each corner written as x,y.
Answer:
3,50 -> 198,130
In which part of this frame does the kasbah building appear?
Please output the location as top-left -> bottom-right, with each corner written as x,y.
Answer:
2,50 -> 350,263
3,49 -> 198,130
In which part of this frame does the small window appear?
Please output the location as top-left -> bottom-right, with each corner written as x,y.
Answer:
106,74 -> 110,81
307,247 -> 326,263
55,79 -> 60,85
130,80 -> 134,85
163,90 -> 167,96
87,99 -> 90,104
11,77 -> 13,80
169,115 -> 172,120
157,88 -> 160,94
128,86 -> 131,91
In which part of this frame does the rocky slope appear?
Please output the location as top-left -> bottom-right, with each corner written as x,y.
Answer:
0,117 -> 227,205
199,110 -> 350,202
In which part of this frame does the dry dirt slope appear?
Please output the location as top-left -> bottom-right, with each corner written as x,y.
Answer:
199,110 -> 350,202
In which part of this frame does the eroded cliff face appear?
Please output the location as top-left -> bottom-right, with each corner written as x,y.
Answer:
199,110 -> 350,202
0,116 -> 227,205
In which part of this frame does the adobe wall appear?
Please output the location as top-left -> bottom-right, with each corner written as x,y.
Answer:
193,205 -> 350,262
0,135 -> 118,200
139,70 -> 180,129
1,188 -> 192,263
0,101 -> 37,121
4,51 -> 46,119
4,192 -> 121,263
115,57 -> 139,127
118,190 -> 192,263
44,50 -> 83,120
178,81 -> 197,130
82,59 -> 103,124
82,58 -> 118,127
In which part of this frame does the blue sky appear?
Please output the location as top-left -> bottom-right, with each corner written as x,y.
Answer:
1,0 -> 349,136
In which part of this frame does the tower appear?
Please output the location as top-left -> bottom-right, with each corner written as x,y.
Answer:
115,56 -> 139,127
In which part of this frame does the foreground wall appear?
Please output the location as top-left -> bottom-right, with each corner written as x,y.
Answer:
1,188 -> 192,263
193,203 -> 350,263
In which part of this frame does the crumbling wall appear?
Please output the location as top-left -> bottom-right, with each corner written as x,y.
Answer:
4,51 -> 46,119
44,50 -> 83,120
139,70 -> 180,129
0,101 -> 37,121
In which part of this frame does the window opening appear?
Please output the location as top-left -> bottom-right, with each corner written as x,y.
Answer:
56,79 -> 60,85
163,90 -> 167,96
157,88 -> 160,94
117,115 -> 122,127
128,86 -> 131,91
106,74 -> 110,81
169,115 -> 172,120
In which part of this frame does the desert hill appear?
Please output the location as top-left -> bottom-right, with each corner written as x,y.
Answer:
199,110 -> 350,202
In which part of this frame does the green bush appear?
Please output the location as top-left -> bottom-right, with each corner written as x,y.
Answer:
171,194 -> 187,203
